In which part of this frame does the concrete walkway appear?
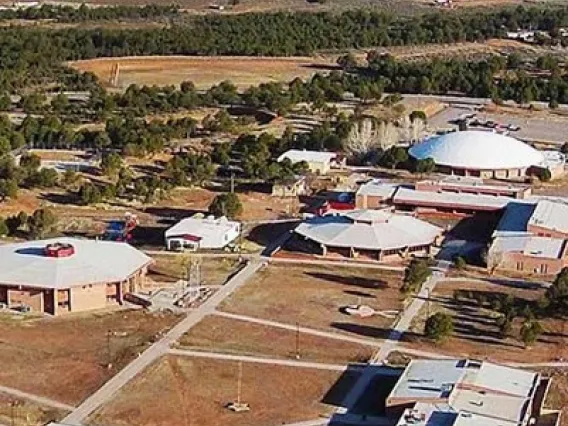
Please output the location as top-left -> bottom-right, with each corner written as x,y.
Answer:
169,348 -> 360,372
62,259 -> 264,426
214,311 -> 382,348
371,272 -> 444,363
0,384 -> 75,412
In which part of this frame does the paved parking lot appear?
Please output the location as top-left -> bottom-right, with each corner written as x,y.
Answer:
429,104 -> 568,146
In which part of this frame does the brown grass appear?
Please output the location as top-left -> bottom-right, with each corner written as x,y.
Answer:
178,314 -> 374,364
0,394 -> 67,426
401,279 -> 568,363
219,264 -> 404,339
148,254 -> 240,285
0,309 -> 180,405
68,56 -> 335,90
88,355 -> 357,426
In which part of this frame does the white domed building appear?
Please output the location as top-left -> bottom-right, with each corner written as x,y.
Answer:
409,131 -> 562,180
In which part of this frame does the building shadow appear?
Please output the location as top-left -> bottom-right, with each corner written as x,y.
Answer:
306,272 -> 389,289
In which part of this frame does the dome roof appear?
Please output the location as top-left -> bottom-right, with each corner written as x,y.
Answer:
409,131 -> 544,170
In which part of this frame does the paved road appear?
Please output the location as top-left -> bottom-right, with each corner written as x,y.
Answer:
169,348 -> 360,372
214,311 -> 382,348
371,271 -> 444,363
0,384 -> 75,412
62,259 -> 264,426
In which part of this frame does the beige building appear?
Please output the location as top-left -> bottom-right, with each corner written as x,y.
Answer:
0,238 -> 152,315
489,200 -> 568,275
277,149 -> 343,175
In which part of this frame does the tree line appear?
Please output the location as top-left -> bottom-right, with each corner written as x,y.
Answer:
1,4 -> 568,91
0,4 -> 179,22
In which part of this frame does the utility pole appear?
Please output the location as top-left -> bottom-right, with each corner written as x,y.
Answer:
237,361 -> 243,404
295,322 -> 301,360
107,329 -> 113,370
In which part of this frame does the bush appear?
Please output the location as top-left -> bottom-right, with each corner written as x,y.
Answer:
0,218 -> 8,236
520,319 -> 543,347
209,192 -> 242,219
401,258 -> 431,294
424,312 -> 453,342
27,208 -> 57,239
409,110 -> 427,122
454,256 -> 467,270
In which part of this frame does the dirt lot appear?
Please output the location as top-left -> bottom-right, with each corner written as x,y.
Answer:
401,279 -> 568,363
148,254 -> 241,285
219,264 -> 404,339
88,355 -> 358,426
178,314 -> 374,364
0,309 -> 179,406
68,56 -> 336,90
0,394 -> 66,426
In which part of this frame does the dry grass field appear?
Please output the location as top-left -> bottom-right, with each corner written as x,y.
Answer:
88,355 -> 358,426
68,56 -> 336,90
401,279 -> 568,363
542,368 -> 568,426
0,309 -> 179,405
148,254 -> 241,285
178,314 -> 374,364
219,264 -> 404,339
0,394 -> 67,426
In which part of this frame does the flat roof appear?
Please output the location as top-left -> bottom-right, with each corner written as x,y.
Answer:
356,179 -> 400,199
295,210 -> 442,251
165,215 -> 239,240
421,176 -> 530,193
277,149 -> 337,164
393,187 -> 511,210
0,237 -> 152,290
392,360 -> 538,426
389,359 -> 467,401
529,199 -> 568,234
490,235 -> 565,259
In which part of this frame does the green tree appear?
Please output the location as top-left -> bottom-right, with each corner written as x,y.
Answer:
454,256 -> 466,270
414,158 -> 436,174
0,178 -> 18,201
409,110 -> 427,122
542,267 -> 568,314
381,146 -> 409,169
520,319 -> 543,347
337,53 -> 358,71
27,208 -> 57,239
0,217 -> 8,236
401,258 -> 431,294
209,192 -> 242,219
424,312 -> 454,343
101,152 -> 123,178
0,93 -> 11,111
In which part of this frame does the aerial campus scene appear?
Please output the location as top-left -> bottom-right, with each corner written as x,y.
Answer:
4,0 -> 568,426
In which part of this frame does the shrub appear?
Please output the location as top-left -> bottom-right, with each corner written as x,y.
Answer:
424,312 -> 453,342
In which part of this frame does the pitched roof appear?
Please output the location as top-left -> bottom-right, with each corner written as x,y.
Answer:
295,209 -> 442,251
0,237 -> 152,290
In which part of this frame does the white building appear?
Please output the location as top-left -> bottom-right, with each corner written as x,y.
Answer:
165,214 -> 240,251
409,131 -> 559,180
277,149 -> 343,175
389,359 -> 550,426
294,209 -> 442,261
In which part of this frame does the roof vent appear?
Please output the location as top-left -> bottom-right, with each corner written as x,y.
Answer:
44,242 -> 75,258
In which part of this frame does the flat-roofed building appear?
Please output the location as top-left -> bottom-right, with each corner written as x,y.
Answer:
294,209 -> 442,261
489,199 -> 568,275
165,214 -> 240,252
389,359 -> 553,426
277,150 -> 343,175
0,237 -> 152,315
